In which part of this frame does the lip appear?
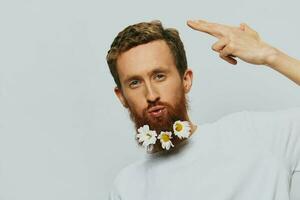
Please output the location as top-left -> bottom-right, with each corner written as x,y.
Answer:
148,105 -> 166,118
148,105 -> 165,113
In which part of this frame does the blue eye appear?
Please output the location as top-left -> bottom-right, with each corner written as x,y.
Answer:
129,80 -> 140,88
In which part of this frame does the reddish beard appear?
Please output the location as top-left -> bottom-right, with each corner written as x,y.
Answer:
126,87 -> 190,150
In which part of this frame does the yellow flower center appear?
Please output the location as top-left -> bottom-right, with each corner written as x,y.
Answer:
146,133 -> 152,139
175,123 -> 183,132
161,133 -> 170,142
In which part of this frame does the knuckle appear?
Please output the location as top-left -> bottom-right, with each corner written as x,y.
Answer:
211,45 -> 217,51
219,50 -> 226,57
227,42 -> 235,50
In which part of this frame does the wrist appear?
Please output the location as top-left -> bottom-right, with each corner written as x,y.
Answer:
263,44 -> 281,68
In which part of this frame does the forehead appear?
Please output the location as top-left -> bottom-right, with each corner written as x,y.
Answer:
116,40 -> 176,81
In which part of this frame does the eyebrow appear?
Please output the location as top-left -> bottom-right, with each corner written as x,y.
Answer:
123,67 -> 169,84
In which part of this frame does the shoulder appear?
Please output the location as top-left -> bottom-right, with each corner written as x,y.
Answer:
244,106 -> 300,125
202,107 -> 299,137
217,106 -> 300,124
226,106 -> 300,139
210,110 -> 249,128
218,110 -> 249,122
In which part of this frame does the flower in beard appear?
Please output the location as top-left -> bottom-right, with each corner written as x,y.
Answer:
136,125 -> 157,148
158,131 -> 174,150
173,120 -> 191,139
129,91 -> 189,140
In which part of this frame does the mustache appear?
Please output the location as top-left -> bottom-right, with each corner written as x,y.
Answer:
144,101 -> 172,112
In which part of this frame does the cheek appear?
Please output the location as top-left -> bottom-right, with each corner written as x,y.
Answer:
160,80 -> 184,101
124,92 -> 147,113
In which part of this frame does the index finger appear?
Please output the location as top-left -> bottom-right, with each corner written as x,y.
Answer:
187,20 -> 229,38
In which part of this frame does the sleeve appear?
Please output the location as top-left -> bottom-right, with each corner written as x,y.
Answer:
108,187 -> 121,200
108,176 -> 122,200
247,106 -> 300,173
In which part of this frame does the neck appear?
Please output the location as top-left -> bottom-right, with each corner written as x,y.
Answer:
189,121 -> 198,137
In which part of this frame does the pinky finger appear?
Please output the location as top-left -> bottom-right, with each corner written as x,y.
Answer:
219,54 -> 237,65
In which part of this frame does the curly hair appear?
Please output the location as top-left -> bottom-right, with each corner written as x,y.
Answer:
106,20 -> 188,89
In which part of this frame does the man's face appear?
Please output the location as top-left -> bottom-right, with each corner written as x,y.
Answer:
114,40 -> 193,134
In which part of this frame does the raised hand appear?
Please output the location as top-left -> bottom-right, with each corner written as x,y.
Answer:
187,20 -> 276,66
187,19 -> 300,85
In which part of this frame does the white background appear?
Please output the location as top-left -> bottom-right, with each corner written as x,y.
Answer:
1,0 -> 300,199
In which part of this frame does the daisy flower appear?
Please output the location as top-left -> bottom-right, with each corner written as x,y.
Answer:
158,131 -> 174,150
136,125 -> 157,148
173,120 -> 191,139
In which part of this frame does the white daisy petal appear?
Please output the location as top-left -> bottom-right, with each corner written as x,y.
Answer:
158,131 -> 174,150
165,143 -> 170,150
138,125 -> 149,134
173,120 -> 191,139
137,121 -> 192,152
136,125 -> 157,149
146,144 -> 154,152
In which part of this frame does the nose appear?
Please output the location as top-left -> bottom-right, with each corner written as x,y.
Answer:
145,82 -> 160,104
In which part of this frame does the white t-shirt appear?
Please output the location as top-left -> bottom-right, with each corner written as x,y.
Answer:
109,107 -> 300,200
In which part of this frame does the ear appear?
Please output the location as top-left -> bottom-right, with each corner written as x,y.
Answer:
182,68 -> 193,93
114,87 -> 128,108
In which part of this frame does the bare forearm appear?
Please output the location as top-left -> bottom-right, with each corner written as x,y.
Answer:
266,48 -> 300,86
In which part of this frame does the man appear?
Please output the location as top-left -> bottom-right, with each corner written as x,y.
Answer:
106,19 -> 300,200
